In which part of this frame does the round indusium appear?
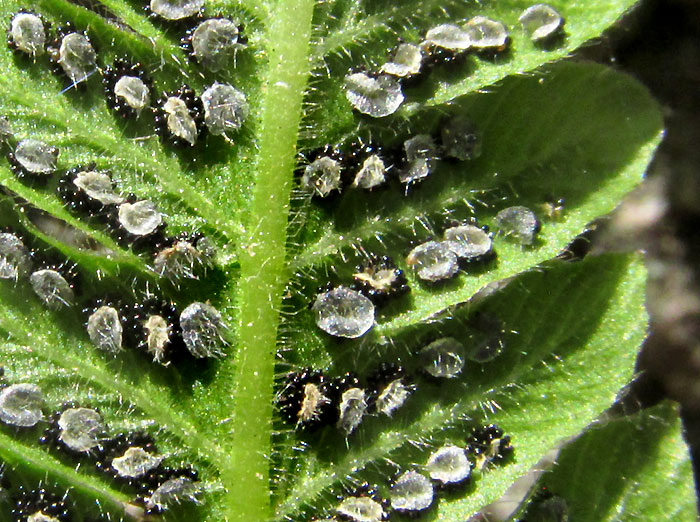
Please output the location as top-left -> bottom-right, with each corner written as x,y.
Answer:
117,199 -> 163,237
391,471 -> 433,513
519,4 -> 565,43
184,18 -> 244,72
0,383 -> 44,427
380,43 -> 423,78
201,83 -> 249,138
179,301 -> 227,358
103,60 -> 152,118
154,85 -> 205,147
149,0 -> 204,21
336,495 -> 386,522
0,232 -> 32,280
57,407 -> 104,452
145,476 -> 199,513
443,224 -> 493,262
464,16 -> 509,51
312,286 -> 375,338
423,23 -> 472,51
345,72 -> 404,118
30,268 -> 75,309
426,444 -> 471,484
87,305 -> 123,353
95,430 -> 160,480
50,30 -> 97,85
8,11 -> 47,57
112,446 -> 163,478
494,206 -> 541,245
406,241 -> 459,282
420,337 -> 466,378
57,166 -> 124,216
8,139 -> 58,178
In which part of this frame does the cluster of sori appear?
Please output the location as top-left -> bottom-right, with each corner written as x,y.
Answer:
279,327 -> 506,437
0,383 -> 199,516
310,424 -> 513,521
57,167 -> 218,283
7,5 -> 249,146
310,254 -> 408,339
0,130 -> 219,284
3,11 -> 233,365
299,115 -> 481,197
311,207 -> 539,340
86,298 -> 227,363
0,227 -> 226,364
278,363 -> 413,436
344,4 -> 565,118
405,207 -> 541,284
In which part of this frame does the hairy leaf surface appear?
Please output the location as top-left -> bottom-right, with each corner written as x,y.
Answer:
0,0 -> 663,521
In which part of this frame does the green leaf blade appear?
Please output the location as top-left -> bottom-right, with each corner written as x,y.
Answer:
219,0 -> 317,520
275,253 -> 648,521
537,402 -> 695,521
0,0 -> 671,521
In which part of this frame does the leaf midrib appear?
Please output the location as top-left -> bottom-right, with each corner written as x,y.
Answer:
216,0 -> 317,520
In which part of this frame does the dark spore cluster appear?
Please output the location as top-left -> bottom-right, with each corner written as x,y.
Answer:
105,194 -> 168,250
420,45 -> 468,72
95,432 -> 154,476
102,59 -> 153,119
351,255 -> 410,306
56,164 -> 121,218
153,85 -> 206,147
278,368 -> 333,430
119,299 -> 185,364
299,115 -> 482,199
468,423 -> 514,467
4,7 -> 249,148
278,364 -> 414,435
12,486 -> 71,522
35,402 -> 200,512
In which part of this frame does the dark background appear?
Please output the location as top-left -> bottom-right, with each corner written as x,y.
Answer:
583,0 -> 700,510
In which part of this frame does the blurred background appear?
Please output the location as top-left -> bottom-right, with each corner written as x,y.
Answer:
593,0 -> 700,500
